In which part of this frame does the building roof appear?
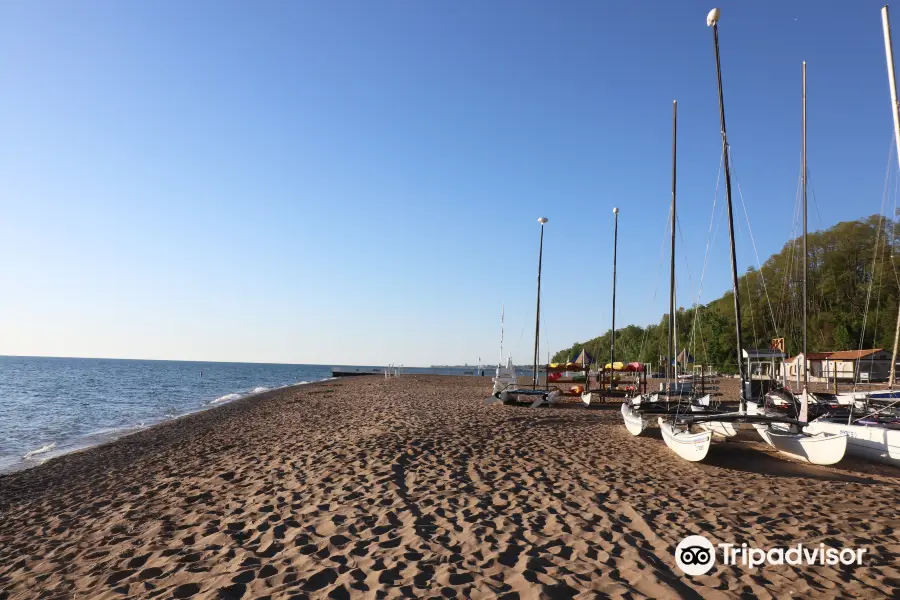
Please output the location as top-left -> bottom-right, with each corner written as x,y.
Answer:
787,350 -> 882,362
786,352 -> 835,363
742,348 -> 786,359
826,349 -> 883,360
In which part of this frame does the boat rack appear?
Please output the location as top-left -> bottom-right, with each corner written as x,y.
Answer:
542,363 -> 590,395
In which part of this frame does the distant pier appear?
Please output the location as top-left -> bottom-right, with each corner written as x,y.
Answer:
331,366 -> 502,377
332,367 -> 383,377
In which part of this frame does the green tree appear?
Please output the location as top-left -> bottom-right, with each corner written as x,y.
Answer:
552,215 -> 900,372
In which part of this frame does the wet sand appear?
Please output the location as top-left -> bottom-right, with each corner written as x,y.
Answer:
1,375 -> 898,599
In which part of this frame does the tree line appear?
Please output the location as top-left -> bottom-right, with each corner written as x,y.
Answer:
552,215 -> 900,372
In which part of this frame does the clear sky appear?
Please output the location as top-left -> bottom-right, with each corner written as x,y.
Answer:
1,1 -> 898,366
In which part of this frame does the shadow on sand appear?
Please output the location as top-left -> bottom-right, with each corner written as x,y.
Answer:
696,440 -> 883,483
547,401 -> 623,412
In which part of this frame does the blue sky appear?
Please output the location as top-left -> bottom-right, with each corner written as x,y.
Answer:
1,1 -> 898,366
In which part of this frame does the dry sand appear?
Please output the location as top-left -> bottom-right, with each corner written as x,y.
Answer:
1,375 -> 898,599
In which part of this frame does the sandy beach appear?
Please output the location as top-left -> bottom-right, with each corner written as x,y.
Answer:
1,375 -> 898,599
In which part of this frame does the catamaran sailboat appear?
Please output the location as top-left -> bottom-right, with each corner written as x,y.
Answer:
801,6 -> 900,468
657,9 -> 846,464
489,305 -> 518,395
486,219 -> 561,408
620,96 -> 728,437
493,356 -> 517,395
740,59 -> 850,464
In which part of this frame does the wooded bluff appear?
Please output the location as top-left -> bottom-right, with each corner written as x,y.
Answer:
551,215 -> 900,372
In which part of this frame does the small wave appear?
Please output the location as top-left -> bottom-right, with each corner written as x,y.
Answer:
211,393 -> 242,404
249,386 -> 270,394
295,380 -> 312,385
23,442 -> 56,460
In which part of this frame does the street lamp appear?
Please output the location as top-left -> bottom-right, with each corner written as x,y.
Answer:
611,208 -> 619,389
533,217 -> 548,389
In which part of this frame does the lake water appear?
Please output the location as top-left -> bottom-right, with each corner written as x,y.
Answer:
0,356 -> 508,473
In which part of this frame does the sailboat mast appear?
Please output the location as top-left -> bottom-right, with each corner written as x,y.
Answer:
499,304 -> 505,367
882,5 -> 900,389
611,207 -> 619,385
669,100 -> 677,383
708,9 -> 746,405
800,61 -> 810,422
533,218 -> 548,389
609,207 -> 619,390
802,61 -> 808,391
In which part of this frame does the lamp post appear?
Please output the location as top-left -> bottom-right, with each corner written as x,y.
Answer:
610,208 -> 619,389
533,217 -> 548,389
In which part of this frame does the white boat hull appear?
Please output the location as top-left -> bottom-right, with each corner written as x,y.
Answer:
805,420 -> 900,467
491,359 -> 517,394
621,402 -> 647,436
486,389 -> 558,408
685,397 -> 737,437
484,395 -> 503,407
658,417 -> 712,462
754,425 -> 847,465
531,390 -> 560,408
492,374 -> 517,394
630,393 -> 660,408
698,420 -> 739,437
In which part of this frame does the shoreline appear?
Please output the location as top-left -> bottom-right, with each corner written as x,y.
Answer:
2,375 -> 898,598
0,377 -> 334,477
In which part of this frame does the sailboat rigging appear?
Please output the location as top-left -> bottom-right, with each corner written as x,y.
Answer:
657,8 -> 846,464
486,219 -> 561,408
804,5 -> 900,467
491,304 -> 517,395
621,100 -> 716,437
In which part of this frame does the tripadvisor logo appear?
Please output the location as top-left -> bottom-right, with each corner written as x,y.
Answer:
675,535 -> 716,576
674,534 -> 869,576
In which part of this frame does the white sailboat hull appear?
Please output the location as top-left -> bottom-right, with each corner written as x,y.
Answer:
492,372 -> 517,394
658,417 -> 712,462
484,395 -> 503,407
492,357 -> 517,394
486,389 -> 558,408
531,390 -> 561,408
805,420 -> 900,467
686,397 -> 737,437
620,402 -> 647,436
834,389 -> 899,404
698,420 -> 739,437
547,390 -> 561,406
754,424 -> 847,465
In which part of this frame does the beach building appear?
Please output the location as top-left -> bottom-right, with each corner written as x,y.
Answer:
783,352 -> 834,380
782,349 -> 894,383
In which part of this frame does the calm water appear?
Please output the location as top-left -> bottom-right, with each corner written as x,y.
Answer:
0,356 -> 504,474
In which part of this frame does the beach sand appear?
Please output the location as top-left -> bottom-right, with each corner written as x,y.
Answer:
1,375 -> 898,599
